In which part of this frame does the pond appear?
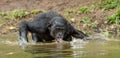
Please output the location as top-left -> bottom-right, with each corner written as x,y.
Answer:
0,34 -> 120,58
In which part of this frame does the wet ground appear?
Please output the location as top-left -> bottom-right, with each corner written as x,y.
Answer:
0,34 -> 120,58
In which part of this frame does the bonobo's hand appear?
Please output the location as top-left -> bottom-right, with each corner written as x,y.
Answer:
18,39 -> 28,50
83,35 -> 91,40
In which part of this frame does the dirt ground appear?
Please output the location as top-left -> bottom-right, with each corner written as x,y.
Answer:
0,0 -> 95,12
0,0 -> 117,35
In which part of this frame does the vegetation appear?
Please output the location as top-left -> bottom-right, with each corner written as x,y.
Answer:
12,10 -> 26,19
81,17 -> 92,23
98,0 -> 120,11
78,6 -> 92,14
0,10 -> 26,20
76,0 -> 120,36
30,9 -> 43,14
0,9 -> 43,20
67,9 -> 74,14
107,8 -> 120,24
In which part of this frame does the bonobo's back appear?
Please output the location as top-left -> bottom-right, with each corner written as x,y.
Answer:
34,10 -> 63,21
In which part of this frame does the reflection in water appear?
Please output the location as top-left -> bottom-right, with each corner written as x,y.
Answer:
24,43 -> 71,58
0,34 -> 120,58
22,39 -> 88,58
71,39 -> 88,49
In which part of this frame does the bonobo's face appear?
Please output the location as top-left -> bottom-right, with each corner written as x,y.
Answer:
50,26 -> 66,43
49,17 -> 67,43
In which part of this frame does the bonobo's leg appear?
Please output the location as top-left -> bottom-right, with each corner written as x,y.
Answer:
32,33 -> 43,43
19,22 -> 28,44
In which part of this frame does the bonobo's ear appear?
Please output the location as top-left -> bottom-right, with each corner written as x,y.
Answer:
72,29 -> 89,39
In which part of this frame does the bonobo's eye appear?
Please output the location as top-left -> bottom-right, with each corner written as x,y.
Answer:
55,28 -> 65,34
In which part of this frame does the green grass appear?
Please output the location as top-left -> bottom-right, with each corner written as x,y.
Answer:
107,8 -> 120,24
98,0 -> 120,11
78,6 -> 92,14
30,9 -> 43,14
91,23 -> 97,28
0,10 -> 26,20
12,10 -> 26,19
0,9 -> 43,20
81,17 -> 92,23
67,9 -> 74,14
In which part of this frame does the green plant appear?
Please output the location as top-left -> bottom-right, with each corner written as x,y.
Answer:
0,9 -> 44,20
102,3 -> 117,11
0,11 -> 12,20
4,16 -> 11,20
78,6 -> 91,14
91,23 -> 97,28
107,14 -> 117,24
30,9 -> 43,14
81,17 -> 92,23
66,17 -> 74,23
116,8 -> 120,16
107,8 -> 120,24
98,0 -> 120,11
0,12 -> 6,16
12,10 -> 26,19
67,9 -> 73,14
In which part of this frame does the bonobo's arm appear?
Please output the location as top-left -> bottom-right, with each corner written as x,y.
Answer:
32,33 -> 43,43
72,29 -> 89,39
67,22 -> 89,39
19,21 -> 29,44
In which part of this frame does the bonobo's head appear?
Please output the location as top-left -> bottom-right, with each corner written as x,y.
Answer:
48,17 -> 67,43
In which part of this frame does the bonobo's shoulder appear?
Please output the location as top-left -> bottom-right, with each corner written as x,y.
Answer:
46,10 -> 57,14
35,10 -> 62,19
19,21 -> 29,27
45,10 -> 62,17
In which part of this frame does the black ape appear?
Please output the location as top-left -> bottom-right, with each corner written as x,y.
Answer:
19,10 -> 89,44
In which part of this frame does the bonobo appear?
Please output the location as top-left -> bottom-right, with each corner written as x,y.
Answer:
19,10 -> 89,44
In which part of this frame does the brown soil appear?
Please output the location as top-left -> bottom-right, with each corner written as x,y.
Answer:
0,0 -> 95,12
0,0 -> 117,35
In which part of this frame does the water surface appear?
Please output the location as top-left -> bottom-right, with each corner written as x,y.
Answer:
0,34 -> 120,58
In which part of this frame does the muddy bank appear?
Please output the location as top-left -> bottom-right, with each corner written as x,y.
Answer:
0,0 -> 119,36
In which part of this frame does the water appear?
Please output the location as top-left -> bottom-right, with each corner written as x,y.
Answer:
0,34 -> 120,58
